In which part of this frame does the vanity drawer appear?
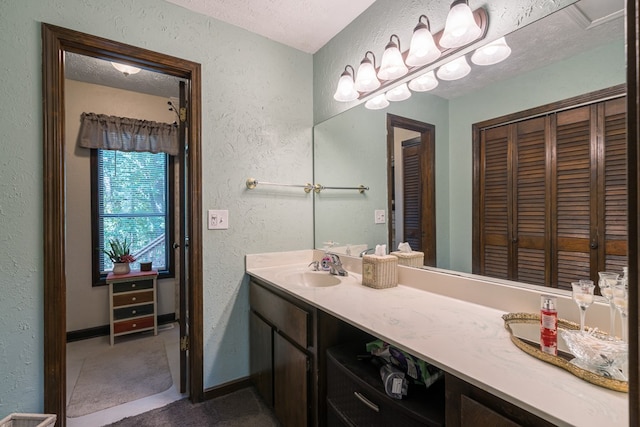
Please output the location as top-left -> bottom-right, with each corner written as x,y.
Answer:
250,281 -> 310,348
113,290 -> 154,307
112,279 -> 153,293
113,315 -> 155,334
327,343 -> 444,427
113,303 -> 154,320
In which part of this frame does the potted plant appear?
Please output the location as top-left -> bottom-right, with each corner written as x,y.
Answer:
104,237 -> 136,274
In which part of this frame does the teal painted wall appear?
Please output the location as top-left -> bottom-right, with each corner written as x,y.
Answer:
0,0 -> 313,416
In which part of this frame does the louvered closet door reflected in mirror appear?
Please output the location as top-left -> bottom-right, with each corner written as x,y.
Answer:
472,87 -> 627,291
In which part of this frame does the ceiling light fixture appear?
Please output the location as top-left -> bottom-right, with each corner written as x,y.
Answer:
354,51 -> 381,92
378,35 -> 408,81
111,61 -> 141,76
333,65 -> 359,102
436,55 -> 471,80
439,0 -> 482,49
406,15 -> 441,67
471,37 -> 511,65
408,70 -> 439,92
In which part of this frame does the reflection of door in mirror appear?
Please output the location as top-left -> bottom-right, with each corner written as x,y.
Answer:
387,114 -> 436,266
473,85 -> 627,290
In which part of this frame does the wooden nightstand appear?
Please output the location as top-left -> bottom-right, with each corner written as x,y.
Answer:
107,270 -> 158,345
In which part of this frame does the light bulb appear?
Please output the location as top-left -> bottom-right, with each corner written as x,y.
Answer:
385,83 -> 412,102
409,71 -> 439,92
439,0 -> 482,49
365,94 -> 390,110
471,37 -> 511,66
354,52 -> 380,92
111,62 -> 141,76
406,16 -> 441,67
333,67 -> 358,102
378,35 -> 408,81
436,55 -> 471,80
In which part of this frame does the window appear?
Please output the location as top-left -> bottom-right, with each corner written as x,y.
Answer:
92,149 -> 175,284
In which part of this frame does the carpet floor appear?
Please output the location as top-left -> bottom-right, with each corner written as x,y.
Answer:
67,335 -> 173,418
108,387 -> 280,426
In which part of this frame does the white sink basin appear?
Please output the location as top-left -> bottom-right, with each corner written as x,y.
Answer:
275,269 -> 359,288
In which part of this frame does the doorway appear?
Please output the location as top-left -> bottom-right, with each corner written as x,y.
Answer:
386,114 -> 436,266
42,23 -> 204,425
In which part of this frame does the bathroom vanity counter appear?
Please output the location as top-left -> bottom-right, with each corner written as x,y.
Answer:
246,250 -> 628,427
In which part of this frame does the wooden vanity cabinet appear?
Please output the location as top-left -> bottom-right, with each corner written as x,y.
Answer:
249,278 -> 369,427
445,373 -> 555,427
250,279 -> 312,427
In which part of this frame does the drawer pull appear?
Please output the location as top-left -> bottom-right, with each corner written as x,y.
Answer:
131,297 -> 136,301
353,391 -> 379,412
132,323 -> 137,328
132,310 -> 137,315
131,283 -> 136,288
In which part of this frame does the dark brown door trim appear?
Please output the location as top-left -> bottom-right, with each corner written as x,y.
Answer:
42,23 -> 204,424
386,114 -> 436,266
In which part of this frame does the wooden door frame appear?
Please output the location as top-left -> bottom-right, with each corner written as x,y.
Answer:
386,114 -> 436,266
42,23 -> 204,424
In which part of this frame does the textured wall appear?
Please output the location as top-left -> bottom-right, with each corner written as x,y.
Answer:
313,0 -> 577,124
0,0 -> 312,416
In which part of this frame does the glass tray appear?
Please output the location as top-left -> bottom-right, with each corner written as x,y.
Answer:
502,312 -> 628,393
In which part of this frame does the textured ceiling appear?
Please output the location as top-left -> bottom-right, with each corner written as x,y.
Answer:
64,0 -> 623,102
164,0 -> 377,54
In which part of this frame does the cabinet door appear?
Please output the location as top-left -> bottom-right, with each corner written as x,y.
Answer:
250,311 -> 273,406
274,332 -> 308,427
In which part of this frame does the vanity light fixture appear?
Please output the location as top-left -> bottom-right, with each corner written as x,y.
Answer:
406,15 -> 441,67
377,35 -> 408,81
408,70 -> 439,92
333,65 -> 359,102
333,3 -> 488,104
111,61 -> 141,76
436,55 -> 471,80
471,37 -> 511,65
365,94 -> 390,110
354,51 -> 381,92
439,0 -> 482,49
385,83 -> 412,102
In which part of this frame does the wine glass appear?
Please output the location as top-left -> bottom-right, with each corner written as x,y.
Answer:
598,272 -> 620,339
572,280 -> 595,333
612,278 -> 629,342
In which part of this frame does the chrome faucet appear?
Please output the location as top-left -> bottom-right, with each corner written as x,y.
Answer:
327,254 -> 348,277
359,248 -> 375,257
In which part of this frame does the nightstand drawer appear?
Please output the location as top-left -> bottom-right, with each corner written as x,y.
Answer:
113,279 -> 153,293
113,316 -> 155,334
113,303 -> 154,320
113,290 -> 154,307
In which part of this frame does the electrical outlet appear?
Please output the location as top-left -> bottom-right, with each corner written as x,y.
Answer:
374,210 -> 386,224
208,209 -> 229,230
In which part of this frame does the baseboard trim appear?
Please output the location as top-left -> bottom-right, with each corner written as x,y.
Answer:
203,377 -> 253,401
66,313 -> 177,342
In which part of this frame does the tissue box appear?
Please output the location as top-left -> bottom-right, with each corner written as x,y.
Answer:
362,254 -> 398,289
390,251 -> 424,268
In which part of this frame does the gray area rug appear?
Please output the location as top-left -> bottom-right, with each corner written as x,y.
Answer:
108,387 -> 280,426
67,336 -> 173,417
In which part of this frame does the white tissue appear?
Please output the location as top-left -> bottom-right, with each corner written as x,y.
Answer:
397,242 -> 412,253
375,244 -> 386,256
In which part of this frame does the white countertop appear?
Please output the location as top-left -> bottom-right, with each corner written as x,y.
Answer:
246,250 -> 628,427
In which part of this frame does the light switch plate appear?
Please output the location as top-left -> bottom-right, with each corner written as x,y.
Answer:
208,209 -> 229,230
374,210 -> 386,224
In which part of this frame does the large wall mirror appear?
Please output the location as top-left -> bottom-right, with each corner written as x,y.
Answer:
314,0 -> 625,279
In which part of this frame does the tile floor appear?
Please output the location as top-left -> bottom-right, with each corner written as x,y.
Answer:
66,322 -> 186,427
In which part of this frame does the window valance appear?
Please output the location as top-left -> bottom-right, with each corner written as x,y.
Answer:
78,112 -> 179,155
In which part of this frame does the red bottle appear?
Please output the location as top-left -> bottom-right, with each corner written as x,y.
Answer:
540,295 -> 558,355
